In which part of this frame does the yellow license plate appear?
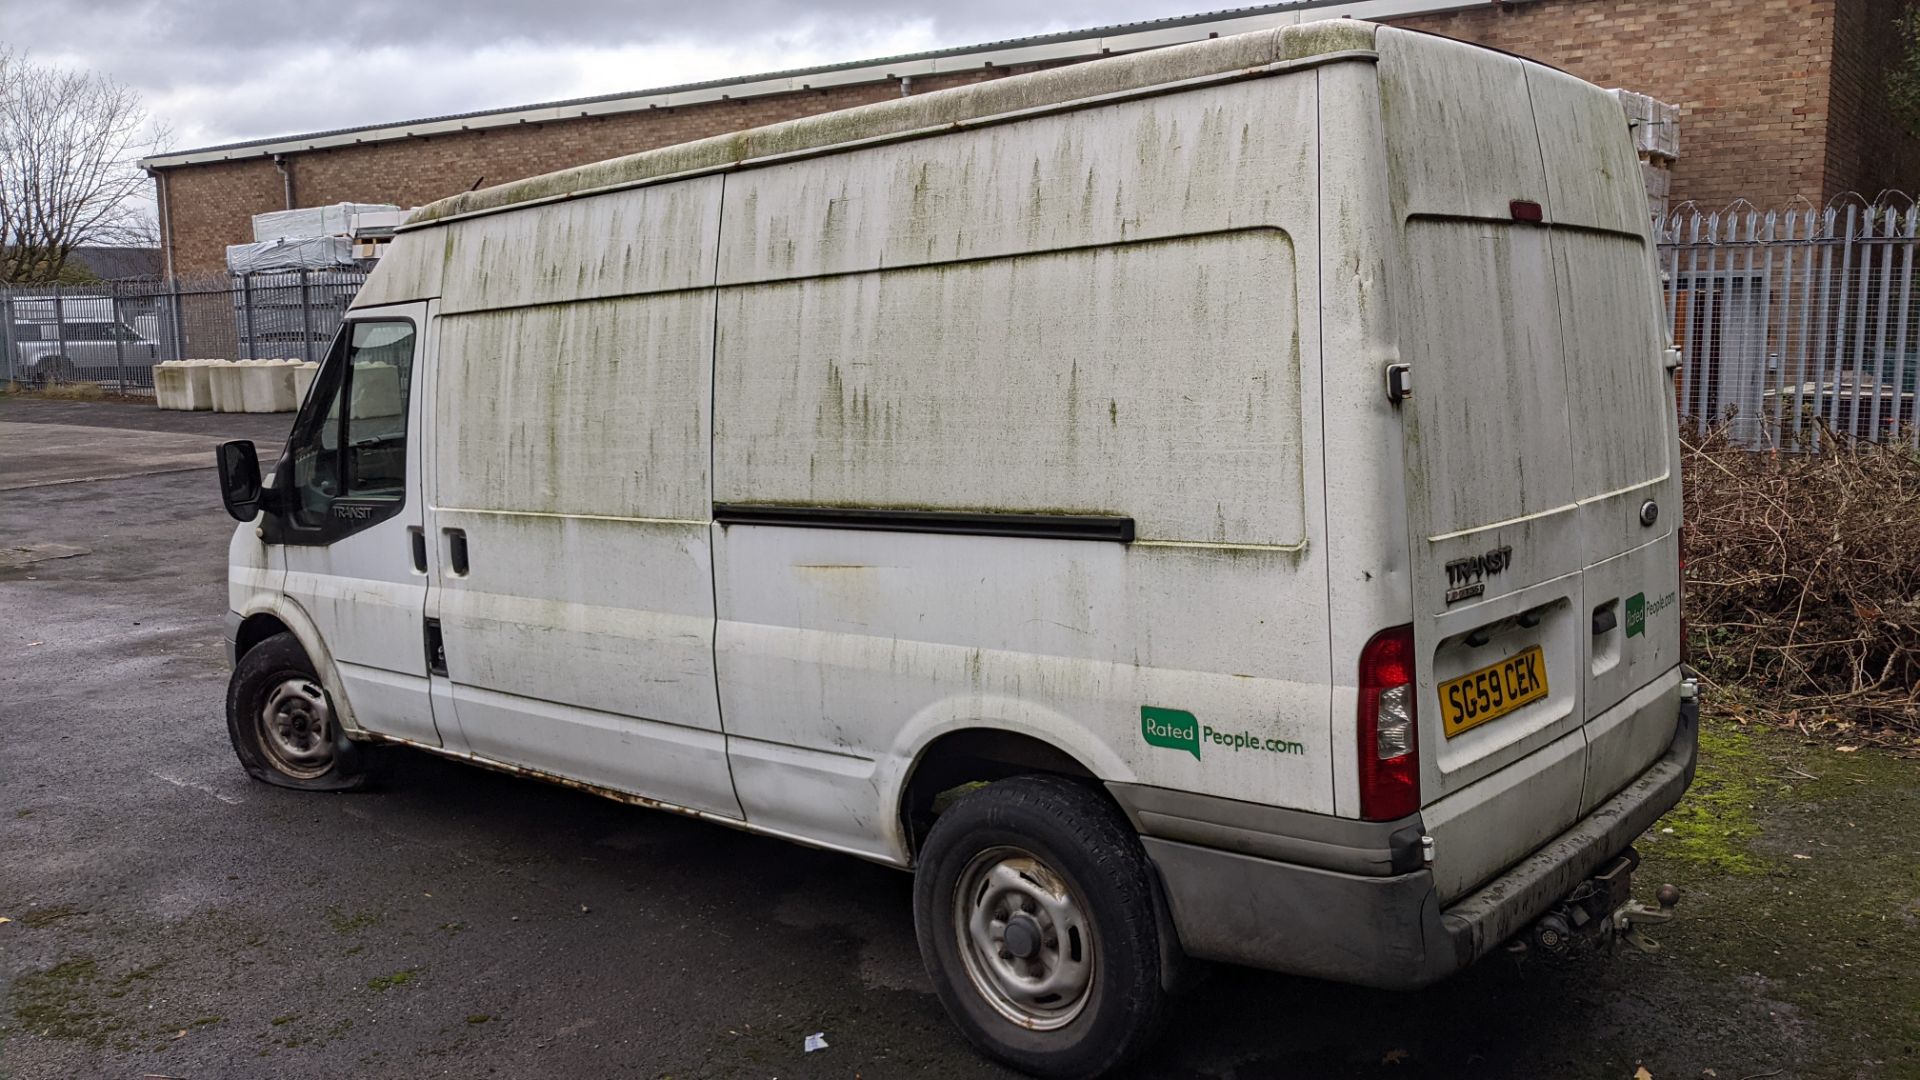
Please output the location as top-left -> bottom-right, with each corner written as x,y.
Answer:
1440,645 -> 1549,738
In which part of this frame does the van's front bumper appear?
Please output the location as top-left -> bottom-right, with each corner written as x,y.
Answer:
1111,683 -> 1699,989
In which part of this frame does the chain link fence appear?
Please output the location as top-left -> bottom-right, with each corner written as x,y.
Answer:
1659,197 -> 1919,451
1,270 -> 369,396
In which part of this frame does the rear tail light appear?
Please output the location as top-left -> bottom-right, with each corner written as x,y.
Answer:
1358,625 -> 1420,821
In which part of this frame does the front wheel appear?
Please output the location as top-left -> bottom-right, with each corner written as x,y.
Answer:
226,632 -> 366,791
913,775 -> 1171,1078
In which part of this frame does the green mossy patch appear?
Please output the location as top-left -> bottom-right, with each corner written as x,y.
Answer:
8,956 -> 122,1048
1636,709 -> 1920,1071
1655,719 -> 1777,873
366,969 -> 419,993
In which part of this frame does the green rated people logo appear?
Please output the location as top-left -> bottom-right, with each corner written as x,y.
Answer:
1141,706 -> 1201,759
1625,590 -> 1677,638
1140,706 -> 1306,760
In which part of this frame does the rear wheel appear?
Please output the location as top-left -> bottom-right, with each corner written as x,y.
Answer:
913,775 -> 1170,1078
226,632 -> 366,791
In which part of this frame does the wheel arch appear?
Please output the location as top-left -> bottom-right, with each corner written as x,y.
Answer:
898,727 -> 1102,862
230,597 -> 363,733
234,612 -> 292,661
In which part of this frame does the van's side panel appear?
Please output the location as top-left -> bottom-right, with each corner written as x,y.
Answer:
711,74 -> 1331,861
423,177 -> 744,820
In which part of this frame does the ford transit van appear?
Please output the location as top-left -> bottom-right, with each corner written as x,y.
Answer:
216,21 -> 1696,1077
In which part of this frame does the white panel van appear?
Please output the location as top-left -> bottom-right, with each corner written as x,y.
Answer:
215,21 -> 1697,1077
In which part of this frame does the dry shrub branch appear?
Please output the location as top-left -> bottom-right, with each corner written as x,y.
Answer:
1682,423 -> 1920,735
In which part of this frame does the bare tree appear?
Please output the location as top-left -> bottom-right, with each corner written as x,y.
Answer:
0,47 -> 168,284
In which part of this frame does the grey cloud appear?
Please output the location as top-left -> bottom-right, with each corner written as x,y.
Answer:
15,1 -> 1192,68
7,0 -> 1204,149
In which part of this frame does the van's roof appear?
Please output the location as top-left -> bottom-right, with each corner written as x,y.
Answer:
405,19 -> 1379,229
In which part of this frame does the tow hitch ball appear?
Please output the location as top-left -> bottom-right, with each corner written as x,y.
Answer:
1613,882 -> 1683,953
1512,850 -> 1682,958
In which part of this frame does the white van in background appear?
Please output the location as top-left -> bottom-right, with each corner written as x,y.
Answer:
215,21 -> 1696,1077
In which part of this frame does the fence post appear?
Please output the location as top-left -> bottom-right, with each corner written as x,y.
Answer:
52,282 -> 67,381
112,287 -> 128,393
300,270 -> 314,362
0,289 -> 14,385
1897,206 -> 1918,447
166,276 -> 184,363
241,273 -> 256,360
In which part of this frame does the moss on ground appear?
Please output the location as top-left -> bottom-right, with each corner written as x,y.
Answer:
1655,720 -> 1778,874
365,969 -> 418,993
1637,708 -> 1920,1072
8,956 -> 119,1047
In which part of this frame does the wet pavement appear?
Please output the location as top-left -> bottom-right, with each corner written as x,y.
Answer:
0,395 -> 1900,1079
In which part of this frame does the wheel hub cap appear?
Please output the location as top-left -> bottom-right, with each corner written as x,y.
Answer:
951,847 -> 1095,1030
1003,914 -> 1041,959
258,677 -> 335,779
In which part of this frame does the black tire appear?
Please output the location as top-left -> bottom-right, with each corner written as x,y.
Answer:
913,775 -> 1171,1079
226,632 -> 366,792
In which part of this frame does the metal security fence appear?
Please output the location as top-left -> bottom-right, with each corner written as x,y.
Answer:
1659,200 -> 1920,450
1,270 -> 368,395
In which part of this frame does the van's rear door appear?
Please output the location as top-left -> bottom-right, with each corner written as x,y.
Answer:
1378,29 -> 1682,900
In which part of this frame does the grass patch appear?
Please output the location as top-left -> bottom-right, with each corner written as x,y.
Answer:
325,906 -> 383,934
7,956 -> 123,1048
42,382 -> 106,400
366,968 -> 418,993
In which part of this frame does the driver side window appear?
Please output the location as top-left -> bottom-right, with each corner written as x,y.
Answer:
286,320 -> 417,532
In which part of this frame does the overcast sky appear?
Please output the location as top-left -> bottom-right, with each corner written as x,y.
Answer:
7,1 -> 1211,155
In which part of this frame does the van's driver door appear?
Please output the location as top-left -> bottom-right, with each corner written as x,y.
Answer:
270,302 -> 442,746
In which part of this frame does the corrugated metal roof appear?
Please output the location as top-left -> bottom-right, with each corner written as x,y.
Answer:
148,0 -> 1485,168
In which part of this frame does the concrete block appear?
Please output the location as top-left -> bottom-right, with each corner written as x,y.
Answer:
239,359 -> 300,413
208,361 -> 247,413
292,361 -> 320,408
183,360 -> 218,411
153,361 -> 188,410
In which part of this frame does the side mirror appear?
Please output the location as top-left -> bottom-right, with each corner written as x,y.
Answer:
216,440 -> 265,521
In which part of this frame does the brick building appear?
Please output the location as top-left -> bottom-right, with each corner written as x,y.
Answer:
143,0 -> 1920,279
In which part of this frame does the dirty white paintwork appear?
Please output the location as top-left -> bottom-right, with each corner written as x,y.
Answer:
422,177 -> 734,818
714,230 -> 1306,545
227,21 -> 1681,888
1375,27 -> 1683,899
276,300 -> 442,748
703,68 -> 1329,858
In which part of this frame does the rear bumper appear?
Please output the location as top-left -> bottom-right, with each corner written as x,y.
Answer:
1115,681 -> 1699,989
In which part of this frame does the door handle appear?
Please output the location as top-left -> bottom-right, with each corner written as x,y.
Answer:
1593,603 -> 1618,635
444,528 -> 469,576
408,527 -> 427,573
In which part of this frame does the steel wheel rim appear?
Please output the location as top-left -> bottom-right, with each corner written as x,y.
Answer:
951,846 -> 1096,1030
258,677 -> 334,779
